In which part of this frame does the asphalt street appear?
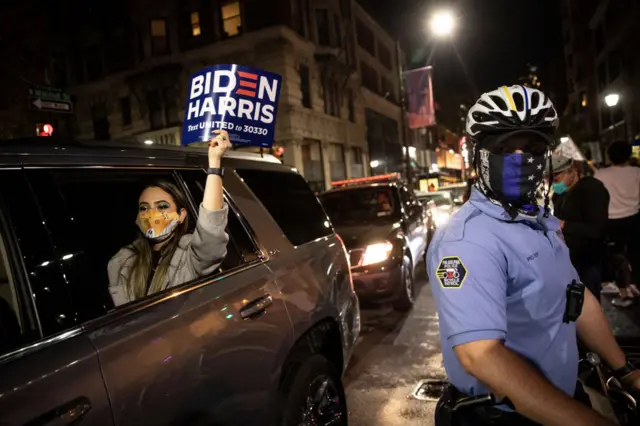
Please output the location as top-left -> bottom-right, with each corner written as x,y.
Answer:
344,269 -> 442,426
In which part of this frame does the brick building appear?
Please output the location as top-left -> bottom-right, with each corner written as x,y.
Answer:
59,0 -> 418,191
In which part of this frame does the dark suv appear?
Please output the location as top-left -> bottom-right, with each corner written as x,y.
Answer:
0,140 -> 359,426
319,174 -> 428,312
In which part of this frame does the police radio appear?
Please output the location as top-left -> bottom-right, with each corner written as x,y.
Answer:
563,280 -> 585,323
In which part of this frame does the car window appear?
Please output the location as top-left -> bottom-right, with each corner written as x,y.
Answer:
0,226 -> 30,355
0,171 -> 77,338
180,170 -> 261,266
14,169 -> 240,332
235,169 -> 332,246
320,187 -> 401,225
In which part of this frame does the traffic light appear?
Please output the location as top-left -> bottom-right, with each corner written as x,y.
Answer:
37,123 -> 54,137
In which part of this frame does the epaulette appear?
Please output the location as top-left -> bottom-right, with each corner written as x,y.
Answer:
441,204 -> 480,243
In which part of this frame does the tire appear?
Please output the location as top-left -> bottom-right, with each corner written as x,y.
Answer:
277,354 -> 348,426
393,255 -> 415,312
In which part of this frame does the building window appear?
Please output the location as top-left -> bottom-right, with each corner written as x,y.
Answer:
191,12 -> 201,36
328,143 -> 346,181
163,86 -> 179,126
377,41 -> 392,69
300,65 -> 311,108
316,9 -> 330,46
356,19 -> 375,56
147,90 -> 163,129
382,78 -> 395,103
302,139 -> 325,193
150,19 -> 169,55
360,61 -> 379,93
323,80 -> 341,117
351,147 -> 364,178
120,97 -> 132,126
147,88 -> 179,130
333,13 -> 342,48
348,90 -> 355,122
292,0 -> 307,37
91,103 -> 110,140
221,2 -> 242,37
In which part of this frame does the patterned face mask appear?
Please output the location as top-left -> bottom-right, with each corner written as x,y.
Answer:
136,210 -> 181,243
477,149 -> 547,204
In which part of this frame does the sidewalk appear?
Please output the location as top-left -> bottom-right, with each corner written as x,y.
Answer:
602,294 -> 640,339
602,293 -> 640,367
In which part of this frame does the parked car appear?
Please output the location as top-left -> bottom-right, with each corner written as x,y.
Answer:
319,174 -> 428,312
0,139 -> 359,426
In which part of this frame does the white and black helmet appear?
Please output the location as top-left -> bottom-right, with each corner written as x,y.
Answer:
466,85 -> 559,139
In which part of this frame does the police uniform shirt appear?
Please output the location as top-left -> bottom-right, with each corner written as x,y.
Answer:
427,188 -> 579,398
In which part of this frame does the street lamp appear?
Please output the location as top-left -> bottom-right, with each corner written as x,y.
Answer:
429,10 -> 456,38
560,137 -> 569,144
144,139 -> 154,145
604,93 -> 620,108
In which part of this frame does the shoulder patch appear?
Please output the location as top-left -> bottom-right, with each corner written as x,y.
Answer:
435,256 -> 468,289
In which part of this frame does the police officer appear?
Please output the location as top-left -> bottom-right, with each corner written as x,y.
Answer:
428,85 -> 640,425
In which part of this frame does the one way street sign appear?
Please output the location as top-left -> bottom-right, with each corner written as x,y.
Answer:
28,85 -> 73,114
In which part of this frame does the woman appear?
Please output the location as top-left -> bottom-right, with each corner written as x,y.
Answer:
551,154 -> 609,301
108,130 -> 232,307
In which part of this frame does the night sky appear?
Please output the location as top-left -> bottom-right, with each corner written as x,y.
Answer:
358,0 -> 565,129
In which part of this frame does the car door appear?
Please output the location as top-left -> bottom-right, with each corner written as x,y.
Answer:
407,187 -> 428,260
399,185 -> 424,266
0,169 -> 113,426
22,166 -> 293,426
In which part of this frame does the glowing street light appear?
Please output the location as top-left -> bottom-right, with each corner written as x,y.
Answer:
604,93 -> 620,108
429,10 -> 456,38
144,139 -> 154,145
560,137 -> 569,144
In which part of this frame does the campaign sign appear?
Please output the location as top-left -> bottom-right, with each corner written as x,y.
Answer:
181,64 -> 282,148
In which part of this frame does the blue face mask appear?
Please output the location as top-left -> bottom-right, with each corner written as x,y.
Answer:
552,182 -> 568,195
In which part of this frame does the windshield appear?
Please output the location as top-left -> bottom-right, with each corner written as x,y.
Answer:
420,193 -> 452,207
320,187 -> 400,225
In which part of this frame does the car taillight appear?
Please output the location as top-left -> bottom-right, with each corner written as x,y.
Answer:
335,234 -> 355,292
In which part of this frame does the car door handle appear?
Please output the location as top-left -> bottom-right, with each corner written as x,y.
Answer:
24,396 -> 92,426
240,295 -> 273,320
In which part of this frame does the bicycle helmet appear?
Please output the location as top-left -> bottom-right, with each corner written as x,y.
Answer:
466,86 -> 560,218
466,85 -> 559,140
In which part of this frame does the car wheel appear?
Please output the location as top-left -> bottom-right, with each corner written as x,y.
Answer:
393,255 -> 415,312
278,354 -> 348,426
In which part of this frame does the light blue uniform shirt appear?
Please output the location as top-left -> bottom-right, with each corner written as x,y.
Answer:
427,188 -> 579,398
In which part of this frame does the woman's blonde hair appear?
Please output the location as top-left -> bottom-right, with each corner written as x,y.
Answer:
125,180 -> 190,300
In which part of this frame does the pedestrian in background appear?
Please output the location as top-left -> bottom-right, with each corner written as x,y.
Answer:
552,155 -> 610,301
595,140 -> 640,305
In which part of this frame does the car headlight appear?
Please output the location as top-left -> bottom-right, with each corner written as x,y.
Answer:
435,212 -> 450,226
361,242 -> 394,266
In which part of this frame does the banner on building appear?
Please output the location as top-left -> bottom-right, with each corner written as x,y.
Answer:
181,64 -> 282,147
404,66 -> 436,129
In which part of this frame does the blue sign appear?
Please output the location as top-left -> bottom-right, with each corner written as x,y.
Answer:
181,64 -> 282,147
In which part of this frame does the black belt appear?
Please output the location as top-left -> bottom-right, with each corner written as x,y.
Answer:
437,382 -> 591,426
